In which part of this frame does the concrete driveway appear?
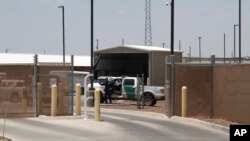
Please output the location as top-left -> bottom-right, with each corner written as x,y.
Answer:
3,109 -> 228,141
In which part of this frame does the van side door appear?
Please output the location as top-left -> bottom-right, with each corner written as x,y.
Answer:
122,78 -> 136,99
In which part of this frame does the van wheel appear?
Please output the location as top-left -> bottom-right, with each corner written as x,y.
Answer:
10,92 -> 19,103
144,93 -> 156,106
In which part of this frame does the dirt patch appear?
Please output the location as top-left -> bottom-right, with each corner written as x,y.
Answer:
101,100 -> 238,127
101,100 -> 165,113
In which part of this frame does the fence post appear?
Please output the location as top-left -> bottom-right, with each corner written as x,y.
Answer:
181,86 -> 187,117
33,54 -> 38,117
170,55 -> 175,116
94,89 -> 100,121
141,74 -> 144,109
38,82 -> 43,114
51,85 -> 57,116
75,83 -> 81,116
165,56 -> 171,117
210,55 -> 215,118
70,55 -> 74,115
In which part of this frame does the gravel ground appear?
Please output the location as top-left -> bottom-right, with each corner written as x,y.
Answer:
101,100 -> 166,113
101,100 -> 238,127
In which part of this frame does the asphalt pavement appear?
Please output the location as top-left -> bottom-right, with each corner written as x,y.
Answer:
3,108 -> 229,141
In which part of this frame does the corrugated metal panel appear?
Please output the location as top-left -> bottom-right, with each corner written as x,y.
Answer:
95,45 -> 182,54
151,52 -> 168,86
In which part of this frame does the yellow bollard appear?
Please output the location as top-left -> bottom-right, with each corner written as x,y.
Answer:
75,83 -> 81,116
181,86 -> 188,117
51,85 -> 57,116
38,82 -> 43,113
147,77 -> 150,86
94,89 -> 101,121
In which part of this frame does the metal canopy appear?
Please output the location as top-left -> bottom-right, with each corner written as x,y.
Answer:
95,45 -> 181,54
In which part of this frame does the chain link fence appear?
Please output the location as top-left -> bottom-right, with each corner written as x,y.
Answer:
0,55 -> 74,117
0,66 -> 34,116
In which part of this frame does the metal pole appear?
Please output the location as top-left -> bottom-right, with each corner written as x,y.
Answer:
71,55 -> 74,115
141,74 -> 144,109
224,33 -> 226,63
179,40 -> 181,51
234,25 -> 236,63
198,37 -> 202,63
96,39 -> 99,50
136,74 -> 140,109
189,46 -> 191,62
58,6 -> 65,65
34,54 -> 38,117
165,56 -> 170,117
170,0 -> 175,55
62,6 -> 65,65
90,0 -> 94,88
170,55 -> 175,116
239,0 -> 241,63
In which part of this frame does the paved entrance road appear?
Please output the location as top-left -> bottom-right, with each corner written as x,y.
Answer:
4,109 -> 228,141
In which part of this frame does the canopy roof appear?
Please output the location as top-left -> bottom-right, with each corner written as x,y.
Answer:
0,53 -> 90,67
95,45 -> 182,54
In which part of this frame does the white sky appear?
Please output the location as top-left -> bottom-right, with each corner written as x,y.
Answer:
0,0 -> 249,58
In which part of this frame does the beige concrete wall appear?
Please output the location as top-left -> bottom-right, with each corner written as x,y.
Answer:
174,65 -> 212,117
172,64 -> 250,123
214,65 -> 250,124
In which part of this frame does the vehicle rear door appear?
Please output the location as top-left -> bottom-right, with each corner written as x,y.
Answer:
112,78 -> 122,96
123,79 -> 136,99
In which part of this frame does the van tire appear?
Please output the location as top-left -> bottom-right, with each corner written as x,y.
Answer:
144,93 -> 157,106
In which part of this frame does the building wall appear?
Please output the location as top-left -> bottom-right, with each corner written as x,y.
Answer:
151,52 -> 168,86
174,64 -> 212,117
171,64 -> 250,124
150,52 -> 182,86
214,65 -> 250,124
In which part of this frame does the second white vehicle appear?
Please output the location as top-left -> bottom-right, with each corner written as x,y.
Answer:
89,76 -> 165,106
